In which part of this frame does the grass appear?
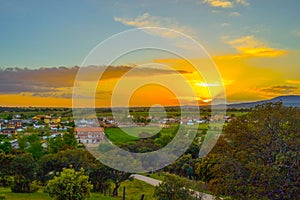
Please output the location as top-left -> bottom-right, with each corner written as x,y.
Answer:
104,127 -> 139,145
120,179 -> 156,200
0,179 -> 156,200
0,187 -> 114,200
104,125 -> 179,145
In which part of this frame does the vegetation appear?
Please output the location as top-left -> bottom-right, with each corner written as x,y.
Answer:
0,104 -> 298,199
204,102 -> 300,199
45,168 -> 93,200
154,173 -> 201,200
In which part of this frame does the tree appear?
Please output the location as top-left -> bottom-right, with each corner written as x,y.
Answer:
0,152 -> 15,186
154,173 -> 202,200
166,154 -> 195,178
11,153 -> 37,193
27,139 -> 44,160
109,169 -> 132,197
88,163 -> 110,194
45,168 -> 93,200
0,141 -> 12,154
17,134 -> 44,159
63,131 -> 78,148
48,135 -> 64,153
208,102 -> 300,200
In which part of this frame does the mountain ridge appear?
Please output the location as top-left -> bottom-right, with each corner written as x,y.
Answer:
227,95 -> 300,108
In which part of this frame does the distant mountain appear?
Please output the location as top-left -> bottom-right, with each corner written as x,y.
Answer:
227,95 -> 300,108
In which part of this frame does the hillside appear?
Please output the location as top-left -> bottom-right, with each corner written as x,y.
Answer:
227,95 -> 300,108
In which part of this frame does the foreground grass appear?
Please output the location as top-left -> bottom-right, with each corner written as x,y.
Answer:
0,179 -> 156,200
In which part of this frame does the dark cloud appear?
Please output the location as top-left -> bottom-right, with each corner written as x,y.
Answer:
260,85 -> 299,94
0,65 -> 188,96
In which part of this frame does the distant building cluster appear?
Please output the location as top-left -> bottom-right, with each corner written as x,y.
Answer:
0,114 -> 70,137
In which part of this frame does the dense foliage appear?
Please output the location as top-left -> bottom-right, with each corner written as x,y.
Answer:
45,168 -> 93,200
154,173 -> 201,200
206,103 -> 300,199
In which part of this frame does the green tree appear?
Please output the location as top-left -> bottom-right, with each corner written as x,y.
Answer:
45,168 -> 93,200
0,140 -> 12,154
63,131 -> 78,149
38,149 -> 95,185
88,163 -> 110,194
11,153 -> 37,193
154,173 -> 201,200
0,152 -> 15,186
48,135 -> 64,153
109,169 -> 132,196
18,134 -> 44,159
208,102 -> 300,200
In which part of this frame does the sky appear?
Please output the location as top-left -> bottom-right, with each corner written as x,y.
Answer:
0,0 -> 300,107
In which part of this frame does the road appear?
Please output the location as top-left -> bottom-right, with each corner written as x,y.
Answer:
132,174 -> 218,200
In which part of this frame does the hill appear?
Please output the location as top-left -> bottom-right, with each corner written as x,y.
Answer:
227,95 -> 300,108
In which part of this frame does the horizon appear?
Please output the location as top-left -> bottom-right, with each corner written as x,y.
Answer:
0,94 -> 299,109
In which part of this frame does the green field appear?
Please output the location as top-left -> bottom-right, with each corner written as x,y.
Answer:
0,179 -> 156,200
104,125 -> 179,145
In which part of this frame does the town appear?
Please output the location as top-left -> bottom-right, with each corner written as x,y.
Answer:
0,106 -> 237,150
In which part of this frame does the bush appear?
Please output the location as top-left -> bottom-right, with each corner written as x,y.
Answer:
0,194 -> 6,200
45,168 -> 93,200
11,180 -> 39,193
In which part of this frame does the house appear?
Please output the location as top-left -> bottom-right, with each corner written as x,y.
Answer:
1,128 -> 16,135
10,139 -> 18,149
32,115 -> 51,123
75,127 -> 105,144
9,119 -> 23,128
51,117 -> 61,124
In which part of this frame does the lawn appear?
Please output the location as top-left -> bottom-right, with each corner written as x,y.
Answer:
0,187 -> 114,200
104,125 -> 179,145
0,179 -> 156,200
104,127 -> 139,145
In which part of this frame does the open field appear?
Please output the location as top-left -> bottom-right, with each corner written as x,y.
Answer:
104,124 -> 179,145
0,179 -> 156,200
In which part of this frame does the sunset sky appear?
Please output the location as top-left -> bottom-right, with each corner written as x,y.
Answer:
0,0 -> 299,107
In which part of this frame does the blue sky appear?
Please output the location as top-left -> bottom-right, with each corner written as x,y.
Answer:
1,0 -> 299,68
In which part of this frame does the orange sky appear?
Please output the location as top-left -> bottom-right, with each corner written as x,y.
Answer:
0,49 -> 299,107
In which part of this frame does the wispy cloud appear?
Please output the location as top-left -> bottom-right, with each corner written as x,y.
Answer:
229,11 -> 241,16
114,13 -> 193,38
202,0 -> 233,8
235,0 -> 249,6
202,0 -> 249,8
294,31 -> 300,37
223,35 -> 287,57
260,85 -> 299,95
221,22 -> 230,27
286,80 -> 300,85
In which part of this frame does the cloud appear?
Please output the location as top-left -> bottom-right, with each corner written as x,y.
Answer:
229,11 -> 241,16
114,13 -> 193,38
0,66 -> 191,98
235,0 -> 249,6
195,82 -> 220,87
223,35 -> 287,57
202,0 -> 249,8
294,31 -> 300,37
286,80 -> 300,85
260,85 -> 299,95
221,22 -> 230,27
202,0 -> 233,8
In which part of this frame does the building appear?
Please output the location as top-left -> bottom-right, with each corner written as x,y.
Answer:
51,117 -> 61,124
1,128 -> 16,135
9,119 -> 23,128
74,127 -> 105,144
